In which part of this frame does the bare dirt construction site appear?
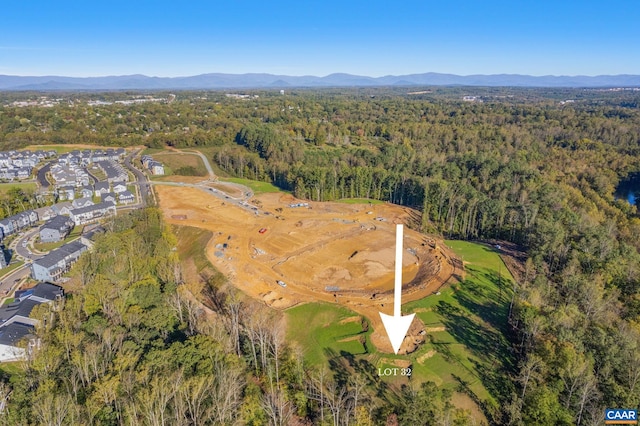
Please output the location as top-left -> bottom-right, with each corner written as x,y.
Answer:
156,186 -> 460,354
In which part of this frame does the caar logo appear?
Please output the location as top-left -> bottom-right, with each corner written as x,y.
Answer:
605,409 -> 638,425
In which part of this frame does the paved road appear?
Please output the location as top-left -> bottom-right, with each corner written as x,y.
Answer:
0,266 -> 31,297
86,168 -> 102,186
123,150 -> 149,206
37,163 -> 51,188
0,229 -> 43,296
11,229 -> 42,261
182,150 -> 216,180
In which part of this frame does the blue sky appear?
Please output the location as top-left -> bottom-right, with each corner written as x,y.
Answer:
1,0 -> 638,77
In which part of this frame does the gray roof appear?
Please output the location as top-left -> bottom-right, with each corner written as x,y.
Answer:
31,282 -> 64,300
0,322 -> 34,346
94,181 -> 109,190
82,225 -> 105,241
41,215 -> 73,232
0,299 -> 40,324
101,192 -> 116,201
15,282 -> 63,301
33,240 -> 87,269
72,197 -> 94,207
52,202 -> 73,214
71,201 -> 115,216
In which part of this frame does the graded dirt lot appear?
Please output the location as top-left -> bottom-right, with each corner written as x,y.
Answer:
156,186 -> 459,353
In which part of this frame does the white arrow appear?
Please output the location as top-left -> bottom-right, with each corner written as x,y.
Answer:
379,224 -> 416,354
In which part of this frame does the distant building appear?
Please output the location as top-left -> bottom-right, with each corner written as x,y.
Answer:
150,162 -> 164,175
140,155 -> 165,175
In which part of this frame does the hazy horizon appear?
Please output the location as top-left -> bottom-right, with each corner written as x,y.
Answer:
2,1 -> 638,77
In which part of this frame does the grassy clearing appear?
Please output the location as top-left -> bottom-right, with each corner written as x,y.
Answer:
334,198 -> 385,205
152,152 -> 207,177
404,240 -> 516,409
222,177 -> 284,194
172,225 -> 226,287
285,240 -> 516,417
286,303 -> 369,366
0,182 -> 37,195
142,147 -> 167,156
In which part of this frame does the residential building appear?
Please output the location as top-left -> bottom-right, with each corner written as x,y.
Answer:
112,183 -> 127,193
101,192 -> 116,204
57,186 -> 76,201
31,241 -> 88,281
69,201 -> 116,226
39,216 -> 74,243
0,219 -> 17,238
80,225 -> 104,248
34,206 -> 57,222
0,299 -> 41,328
0,247 -> 9,269
72,197 -> 94,209
95,160 -> 128,183
14,282 -> 64,304
14,210 -> 38,229
0,282 -> 64,362
118,190 -> 135,204
79,185 -> 94,199
141,155 -> 165,175
51,202 -> 73,217
0,323 -> 35,362
94,181 -> 110,196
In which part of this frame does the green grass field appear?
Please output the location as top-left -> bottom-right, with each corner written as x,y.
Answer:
0,182 -> 37,195
286,303 -> 370,365
334,198 -> 385,205
222,177 -> 284,194
172,225 -> 226,287
285,240 -> 516,418
152,152 -> 208,177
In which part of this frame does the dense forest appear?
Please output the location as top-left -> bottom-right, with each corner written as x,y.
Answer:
1,87 -> 640,424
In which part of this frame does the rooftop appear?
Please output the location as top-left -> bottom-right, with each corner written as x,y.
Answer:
0,322 -> 34,346
33,240 -> 87,269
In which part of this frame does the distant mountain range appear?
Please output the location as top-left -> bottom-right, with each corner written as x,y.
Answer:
1,72 -> 639,90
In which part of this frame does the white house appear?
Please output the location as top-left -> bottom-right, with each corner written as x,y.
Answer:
112,183 -> 127,193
